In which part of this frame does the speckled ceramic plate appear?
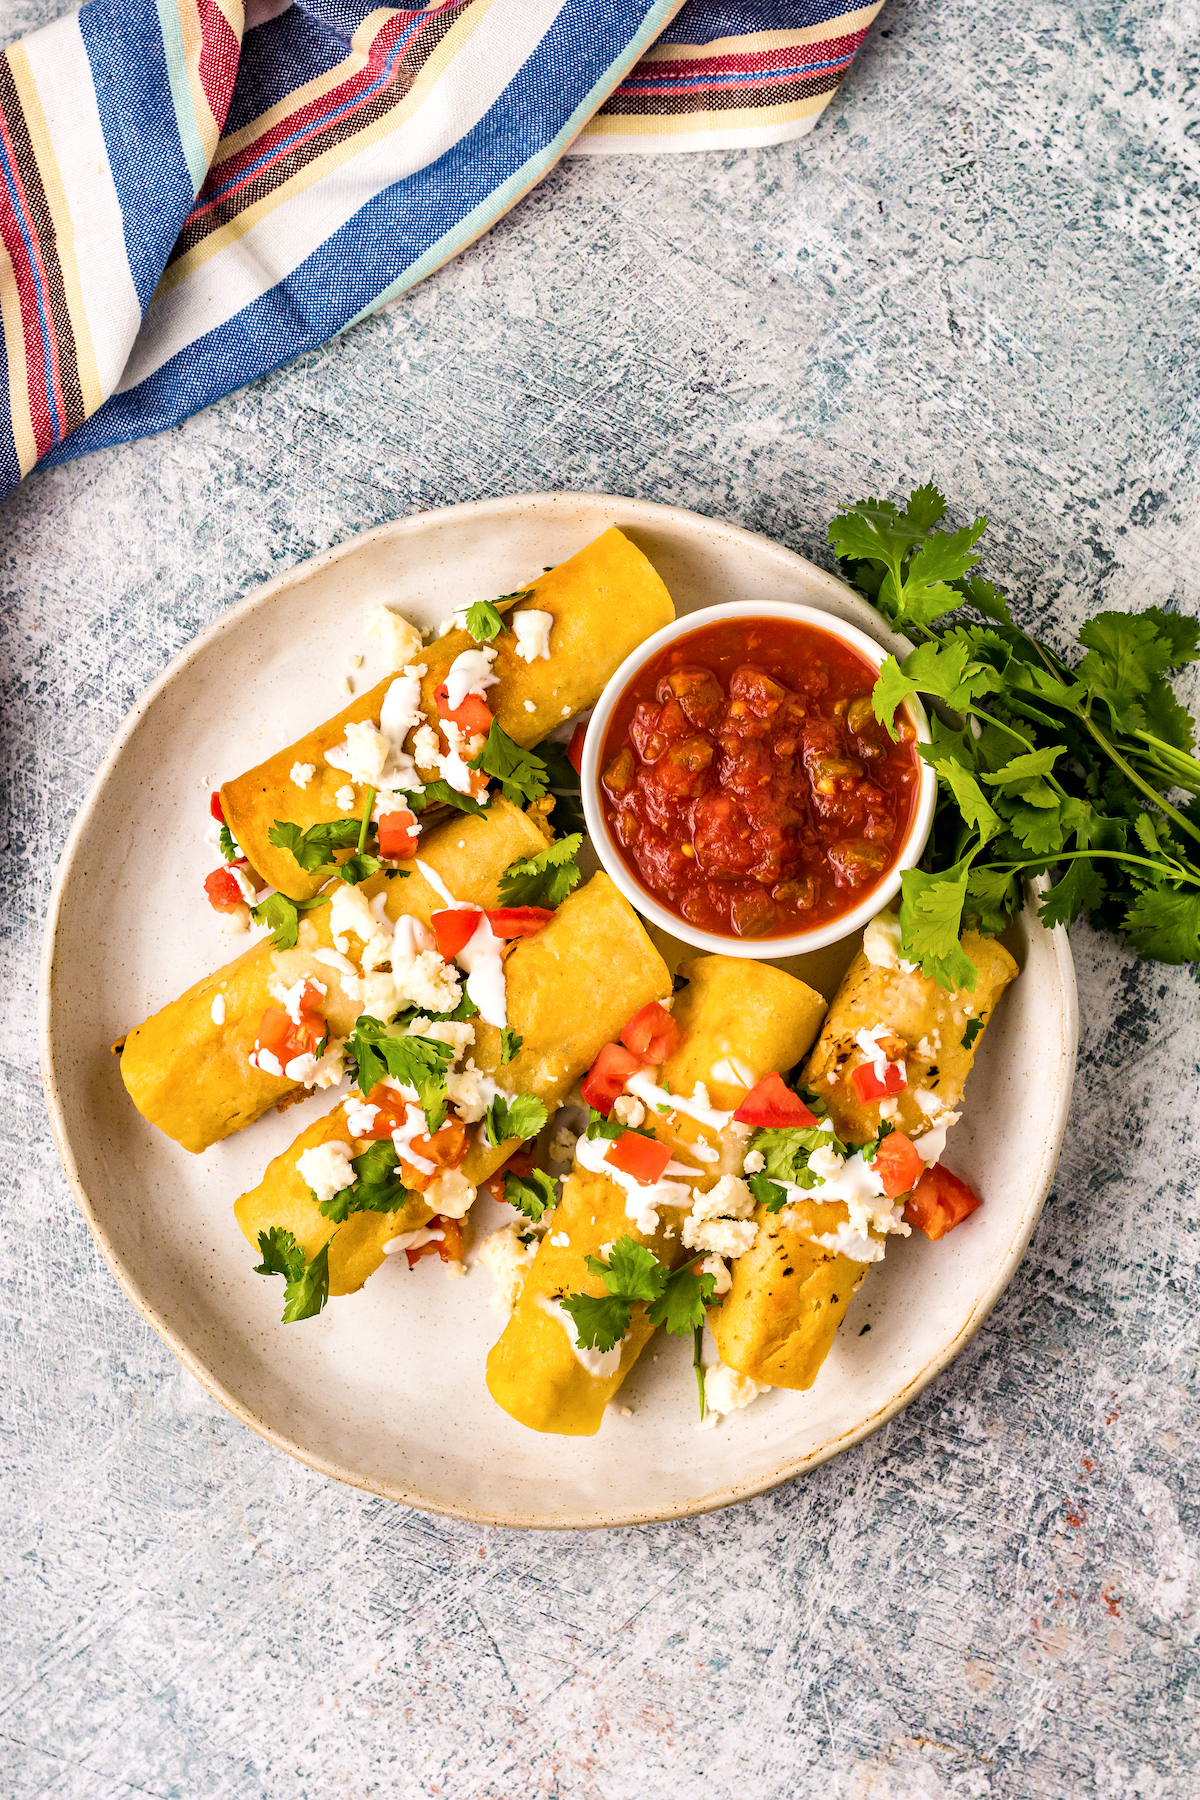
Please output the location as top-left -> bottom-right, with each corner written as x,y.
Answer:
40,494 -> 1078,1529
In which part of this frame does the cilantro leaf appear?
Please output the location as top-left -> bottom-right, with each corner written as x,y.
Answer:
1078,611 -> 1196,723
953,571 -> 1013,625
467,722 -> 550,806
336,852 -> 382,886
405,781 -> 489,818
586,1236 -> 666,1303
961,1019 -> 984,1050
1122,888 -> 1200,963
890,519 -> 989,628
748,1172 -> 788,1213
344,1018 -> 453,1131
219,824 -> 238,862
319,1140 -> 411,1223
484,1090 -> 550,1148
980,745 -> 1066,796
497,834 -> 584,909
504,1167 -> 558,1223
873,639 -> 1004,737
963,866 -> 1021,933
559,1290 -> 631,1355
536,741 -> 587,837
500,1028 -> 523,1066
1037,858 -> 1108,931
1139,677 -> 1196,754
899,861 -> 980,992
463,599 -> 506,643
250,891 -> 326,950
584,1107 -> 655,1143
269,817 -> 361,873
254,1228 -> 330,1324
647,1265 -> 717,1338
751,1124 -> 845,1187
919,745 -> 1002,844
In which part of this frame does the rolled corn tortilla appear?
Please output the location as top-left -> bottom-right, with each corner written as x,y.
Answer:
485,954 -> 827,1436
220,526 -> 675,899
120,798 -> 551,1154
234,870 -> 672,1298
712,927 -> 1020,1390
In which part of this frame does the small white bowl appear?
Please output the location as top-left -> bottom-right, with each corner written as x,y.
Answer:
580,599 -> 938,958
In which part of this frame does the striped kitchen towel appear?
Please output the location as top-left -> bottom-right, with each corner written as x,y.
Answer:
0,0 -> 881,497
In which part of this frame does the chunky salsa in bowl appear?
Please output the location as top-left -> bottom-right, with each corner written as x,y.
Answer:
581,603 -> 935,954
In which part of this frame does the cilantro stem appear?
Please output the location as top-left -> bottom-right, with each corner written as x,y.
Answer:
1078,716 -> 1200,849
358,787 -> 376,854
981,850 -> 1200,887
693,1323 -> 706,1423
1125,731 -> 1200,796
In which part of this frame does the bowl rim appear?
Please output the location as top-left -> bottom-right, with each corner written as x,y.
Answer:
579,598 -> 939,958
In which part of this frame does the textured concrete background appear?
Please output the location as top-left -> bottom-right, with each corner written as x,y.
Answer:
3,0 -> 1198,1794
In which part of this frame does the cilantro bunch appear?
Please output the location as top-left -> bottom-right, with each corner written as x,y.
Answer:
829,486 -> 1200,983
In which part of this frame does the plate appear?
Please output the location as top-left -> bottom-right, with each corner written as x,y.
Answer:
40,493 -> 1078,1529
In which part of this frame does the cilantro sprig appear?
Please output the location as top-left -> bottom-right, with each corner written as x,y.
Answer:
584,1107 -> 656,1143
830,486 -> 1200,977
484,1091 -> 550,1148
463,599 -> 507,643
316,1140 -> 412,1223
504,1166 -> 558,1223
404,780 -> 489,819
250,891 -> 327,950
344,1017 -> 454,1131
497,834 -> 583,909
254,1228 -> 330,1323
467,722 -> 550,807
560,1237 -> 718,1354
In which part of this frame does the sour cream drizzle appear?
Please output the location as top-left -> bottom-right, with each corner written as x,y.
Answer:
536,1292 -> 622,1379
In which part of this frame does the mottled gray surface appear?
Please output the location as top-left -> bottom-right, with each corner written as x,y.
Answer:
2,0 -> 1198,1794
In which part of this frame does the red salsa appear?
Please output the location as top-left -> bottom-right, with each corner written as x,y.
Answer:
598,616 -> 920,940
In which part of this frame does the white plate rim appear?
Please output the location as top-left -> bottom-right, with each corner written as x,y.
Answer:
38,491 -> 1079,1529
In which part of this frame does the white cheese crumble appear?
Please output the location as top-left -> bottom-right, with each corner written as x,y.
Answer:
698,1364 -> 769,1429
742,1148 -> 766,1175
425,1168 -> 475,1219
854,1022 -> 901,1085
344,1097 -> 379,1136
327,719 -> 391,788
366,606 -> 424,672
537,1292 -> 622,1379
512,609 -> 553,663
335,786 -> 355,811
297,1140 -> 355,1205
612,1095 -> 646,1129
290,761 -> 315,790
682,1215 -> 758,1258
863,908 -> 918,973
549,1232 -> 570,1248
479,1223 -> 540,1312
445,1062 -> 501,1123
549,1126 -> 578,1165
523,699 -> 537,713
777,1142 -> 910,1264
210,993 -> 226,1026
312,1037 -> 347,1090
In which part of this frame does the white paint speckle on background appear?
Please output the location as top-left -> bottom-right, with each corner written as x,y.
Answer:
1,1 -> 1198,1796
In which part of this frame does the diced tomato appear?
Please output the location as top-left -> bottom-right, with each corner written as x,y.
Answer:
904,1164 -> 982,1241
620,1001 -> 685,1065
204,865 -> 246,913
431,908 -> 483,960
485,906 -> 554,939
406,1213 -> 465,1268
733,1071 -> 817,1129
209,790 -> 225,823
255,980 -> 327,1072
872,1131 -> 925,1199
580,1041 -> 645,1116
377,809 -> 420,860
434,681 -> 494,738
850,1059 -> 908,1104
605,1131 -> 671,1186
483,1149 -> 535,1204
566,721 -> 587,775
